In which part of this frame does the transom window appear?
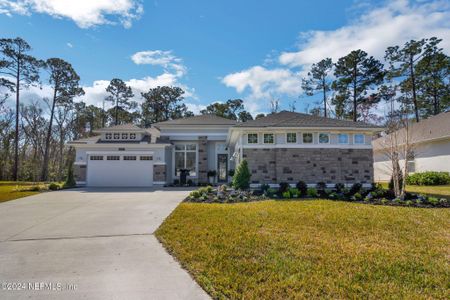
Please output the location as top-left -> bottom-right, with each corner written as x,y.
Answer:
130,133 -> 136,139
175,144 -> 197,177
319,133 -> 330,144
105,133 -> 112,140
247,133 -> 258,144
354,134 -> 365,144
302,133 -> 313,144
107,155 -> 120,160
123,156 -> 136,160
286,133 -> 297,143
140,156 -> 153,161
122,133 -> 128,139
113,133 -> 120,139
90,155 -> 103,160
338,133 -> 349,144
263,133 -> 274,144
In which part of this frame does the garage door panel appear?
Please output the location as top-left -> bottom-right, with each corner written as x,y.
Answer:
87,159 -> 153,187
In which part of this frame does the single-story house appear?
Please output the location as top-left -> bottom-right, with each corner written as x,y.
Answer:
68,111 -> 381,187
372,111 -> 450,182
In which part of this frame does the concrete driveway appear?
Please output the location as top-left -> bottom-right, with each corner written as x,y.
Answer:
0,188 -> 209,300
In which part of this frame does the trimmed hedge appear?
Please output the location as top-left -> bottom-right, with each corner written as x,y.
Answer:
406,172 -> 450,186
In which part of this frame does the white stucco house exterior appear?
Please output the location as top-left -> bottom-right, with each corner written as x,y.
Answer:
68,111 -> 381,187
372,111 -> 450,182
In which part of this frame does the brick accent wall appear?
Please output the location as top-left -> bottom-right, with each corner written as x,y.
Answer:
153,164 -> 166,182
198,136 -> 208,183
74,164 -> 86,182
243,148 -> 373,184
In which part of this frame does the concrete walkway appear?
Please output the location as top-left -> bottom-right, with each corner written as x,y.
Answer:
0,188 -> 209,300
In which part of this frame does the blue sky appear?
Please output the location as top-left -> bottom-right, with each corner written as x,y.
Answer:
1,0 -> 449,115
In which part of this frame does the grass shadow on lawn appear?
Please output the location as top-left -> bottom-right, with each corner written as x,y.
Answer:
156,199 -> 450,299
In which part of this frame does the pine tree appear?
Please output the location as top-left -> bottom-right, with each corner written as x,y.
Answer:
232,160 -> 251,190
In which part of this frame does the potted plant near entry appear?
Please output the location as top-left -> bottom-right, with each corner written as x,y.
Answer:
207,170 -> 217,185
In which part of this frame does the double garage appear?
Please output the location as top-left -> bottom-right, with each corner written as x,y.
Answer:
86,152 -> 154,187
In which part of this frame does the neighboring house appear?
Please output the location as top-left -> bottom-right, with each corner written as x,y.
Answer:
68,111 -> 381,187
372,111 -> 450,182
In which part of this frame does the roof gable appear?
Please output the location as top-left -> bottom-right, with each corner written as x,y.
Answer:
153,114 -> 237,127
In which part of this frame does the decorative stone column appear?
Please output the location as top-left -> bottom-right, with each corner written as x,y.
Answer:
198,136 -> 208,184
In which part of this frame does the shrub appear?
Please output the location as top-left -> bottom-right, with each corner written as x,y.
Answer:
334,183 -> 345,193
296,181 -> 307,197
316,182 -> 326,191
186,179 -> 194,186
389,173 -> 403,191
381,198 -> 389,204
405,200 -> 413,206
282,191 -> 291,198
289,188 -> 299,197
260,184 -> 270,193
189,190 -> 201,199
29,185 -> 41,191
353,192 -> 362,201
207,170 -> 217,178
427,197 -> 439,205
307,188 -> 318,197
278,182 -> 290,194
173,179 -> 180,185
349,183 -> 362,196
232,160 -> 251,190
63,163 -> 76,189
48,183 -> 59,191
406,171 -> 450,186
266,188 -> 277,198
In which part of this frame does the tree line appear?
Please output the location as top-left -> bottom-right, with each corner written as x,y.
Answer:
301,37 -> 449,123
0,37 -> 255,182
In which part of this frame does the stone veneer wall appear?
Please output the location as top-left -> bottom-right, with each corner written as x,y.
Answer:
74,164 -> 86,182
243,148 -> 373,184
153,164 -> 166,182
198,136 -> 208,183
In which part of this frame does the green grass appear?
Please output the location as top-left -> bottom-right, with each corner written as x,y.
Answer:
380,183 -> 450,198
156,200 -> 450,299
0,182 -> 48,203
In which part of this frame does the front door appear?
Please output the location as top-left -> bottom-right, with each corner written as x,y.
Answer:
217,154 -> 228,182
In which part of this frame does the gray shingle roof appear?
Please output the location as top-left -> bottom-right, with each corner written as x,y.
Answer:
153,114 -> 237,127
93,123 -> 145,132
234,111 -> 381,129
373,111 -> 450,149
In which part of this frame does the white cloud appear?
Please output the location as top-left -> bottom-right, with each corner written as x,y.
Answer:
66,42 -> 73,48
131,50 -> 187,77
0,0 -> 144,28
279,0 -> 450,67
221,0 -> 450,114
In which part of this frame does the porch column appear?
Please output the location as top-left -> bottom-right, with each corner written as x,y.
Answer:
198,136 -> 208,184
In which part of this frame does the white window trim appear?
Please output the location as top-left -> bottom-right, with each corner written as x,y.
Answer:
173,142 -> 198,178
247,133 -> 258,144
302,132 -> 314,144
353,134 -> 365,145
338,133 -> 349,144
263,133 -> 274,144
286,132 -> 297,144
318,132 -> 330,144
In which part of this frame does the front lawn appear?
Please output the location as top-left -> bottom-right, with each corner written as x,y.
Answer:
380,183 -> 450,198
0,181 -> 58,203
156,200 -> 450,299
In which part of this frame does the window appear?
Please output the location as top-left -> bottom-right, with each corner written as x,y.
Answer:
303,133 -> 313,143
247,133 -> 258,144
354,134 -> 365,144
338,133 -> 349,144
286,133 -> 297,143
319,133 -> 330,144
407,151 -> 415,173
175,144 -> 197,176
122,133 -> 128,139
263,133 -> 274,144
114,133 -> 120,139
105,133 -> 112,140
140,156 -> 153,161
107,155 -> 120,160
123,156 -> 136,160
130,133 -> 136,139
90,155 -> 103,160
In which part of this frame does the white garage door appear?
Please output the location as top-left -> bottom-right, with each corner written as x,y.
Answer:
87,153 -> 153,187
